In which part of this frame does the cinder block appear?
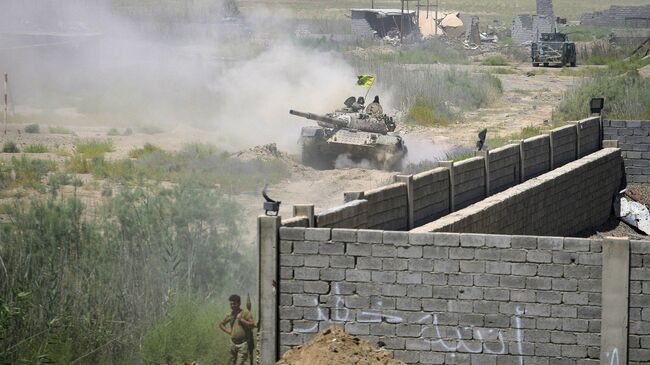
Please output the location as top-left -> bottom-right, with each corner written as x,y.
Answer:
280,227 -> 305,240
384,231 -> 410,245
347,243 -> 372,256
331,228 -> 357,242
305,228 -> 331,241
460,233 -> 486,247
398,246 -> 423,258
434,233 -> 461,246
357,229 -> 383,243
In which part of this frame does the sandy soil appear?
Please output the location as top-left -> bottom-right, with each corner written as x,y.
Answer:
0,63 -> 583,243
276,326 -> 405,365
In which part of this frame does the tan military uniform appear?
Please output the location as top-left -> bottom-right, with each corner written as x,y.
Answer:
221,310 -> 254,365
365,102 -> 383,116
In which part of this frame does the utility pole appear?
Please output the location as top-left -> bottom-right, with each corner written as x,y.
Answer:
371,0 -> 374,9
400,0 -> 404,43
4,73 -> 7,135
435,0 -> 439,35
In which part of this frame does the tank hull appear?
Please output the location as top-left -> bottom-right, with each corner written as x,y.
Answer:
300,127 -> 407,171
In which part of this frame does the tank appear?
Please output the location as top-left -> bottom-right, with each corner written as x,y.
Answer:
290,96 -> 408,171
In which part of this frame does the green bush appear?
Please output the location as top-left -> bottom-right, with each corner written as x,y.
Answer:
76,139 -> 115,158
407,99 -> 449,127
349,59 -> 502,123
107,127 -> 121,136
137,124 -> 164,134
128,143 -> 163,159
48,126 -> 75,134
379,40 -> 469,65
2,141 -> 19,153
23,144 -> 48,153
24,124 -> 40,134
0,156 -> 56,191
142,296 -> 233,365
481,55 -> 508,66
555,73 -> 650,122
0,180 -> 251,364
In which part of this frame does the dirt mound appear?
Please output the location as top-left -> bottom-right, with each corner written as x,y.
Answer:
276,327 -> 405,365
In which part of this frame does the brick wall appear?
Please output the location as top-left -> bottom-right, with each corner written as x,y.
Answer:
366,183 -> 409,231
580,5 -> 650,27
550,124 -> 577,168
521,134 -> 551,181
316,199 -> 368,228
577,117 -> 601,158
488,144 -> 521,195
277,229 -> 606,364
414,148 -> 623,236
412,168 -> 451,227
602,119 -> 650,183
452,157 -> 486,210
629,240 -> 650,364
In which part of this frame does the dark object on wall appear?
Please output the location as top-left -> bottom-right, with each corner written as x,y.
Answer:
262,184 -> 281,216
590,98 -> 605,115
476,129 -> 487,151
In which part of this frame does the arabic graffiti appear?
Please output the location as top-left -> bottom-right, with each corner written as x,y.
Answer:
290,283 -> 524,362
604,347 -> 619,365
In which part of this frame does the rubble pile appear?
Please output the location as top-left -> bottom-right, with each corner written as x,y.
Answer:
276,327 -> 406,365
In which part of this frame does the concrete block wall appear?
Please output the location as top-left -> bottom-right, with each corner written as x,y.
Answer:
276,229 -> 607,364
550,124 -> 577,168
521,134 -> 551,181
412,168 -> 451,227
488,144 -> 521,195
452,157 -> 486,210
602,119 -> 650,183
316,199 -> 368,229
414,148 -> 623,236
365,183 -> 409,231
577,117 -> 601,158
281,117 -> 608,231
629,240 -> 650,364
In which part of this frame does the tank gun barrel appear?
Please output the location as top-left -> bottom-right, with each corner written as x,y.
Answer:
289,109 -> 348,128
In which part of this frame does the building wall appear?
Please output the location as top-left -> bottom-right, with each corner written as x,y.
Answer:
272,229 -> 649,364
414,148 -> 622,236
603,120 -> 650,183
580,5 -> 650,27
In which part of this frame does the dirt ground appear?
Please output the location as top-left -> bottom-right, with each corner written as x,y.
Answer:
276,326 -> 405,365
0,63 -> 586,243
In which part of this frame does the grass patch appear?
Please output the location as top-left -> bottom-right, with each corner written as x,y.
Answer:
481,55 -> 508,66
378,40 -> 469,65
2,141 -> 20,153
407,99 -> 449,127
76,139 -> 115,158
482,67 -> 518,75
555,60 -> 650,122
24,124 -> 40,133
0,155 -> 57,191
560,25 -> 613,42
23,144 -> 49,153
48,125 -> 75,134
128,143 -> 163,159
137,124 -> 164,134
350,58 -> 502,123
486,125 -> 548,150
64,143 -> 287,193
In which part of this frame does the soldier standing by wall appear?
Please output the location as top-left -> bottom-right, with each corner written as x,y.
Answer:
219,294 -> 255,365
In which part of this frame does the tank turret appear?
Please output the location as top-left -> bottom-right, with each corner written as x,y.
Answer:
290,96 -> 407,171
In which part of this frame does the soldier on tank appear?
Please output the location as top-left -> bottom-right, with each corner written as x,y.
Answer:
365,95 -> 383,116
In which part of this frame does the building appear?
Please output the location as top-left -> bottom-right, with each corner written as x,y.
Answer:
581,5 -> 650,28
351,9 -> 417,38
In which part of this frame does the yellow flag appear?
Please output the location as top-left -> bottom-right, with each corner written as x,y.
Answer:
356,75 -> 375,88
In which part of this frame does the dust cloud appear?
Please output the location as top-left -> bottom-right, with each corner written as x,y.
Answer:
0,0 -> 386,153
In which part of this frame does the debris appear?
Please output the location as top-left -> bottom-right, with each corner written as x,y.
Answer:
614,188 -> 650,235
276,326 -> 405,365
440,12 -> 463,28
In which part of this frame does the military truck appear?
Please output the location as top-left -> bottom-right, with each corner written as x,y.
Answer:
290,96 -> 407,171
531,32 -> 576,67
